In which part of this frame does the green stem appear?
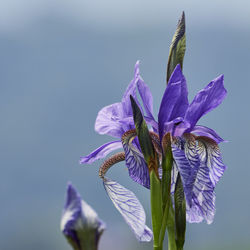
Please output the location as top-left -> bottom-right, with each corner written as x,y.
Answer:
159,133 -> 174,249
150,171 -> 163,249
166,202 -> 177,250
174,174 -> 186,250
161,140 -> 173,209
159,196 -> 170,247
154,246 -> 163,250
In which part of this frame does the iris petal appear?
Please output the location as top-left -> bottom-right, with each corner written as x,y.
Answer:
95,102 -> 129,138
103,178 -> 153,242
172,135 -> 218,224
158,64 -> 188,140
184,74 -> 226,130
171,137 -> 195,206
191,125 -> 225,144
190,162 -> 216,224
95,62 -> 144,138
184,135 -> 219,224
137,77 -> 154,121
196,136 -> 226,186
122,131 -> 150,189
80,141 -> 123,164
186,203 -> 203,223
121,61 -> 140,116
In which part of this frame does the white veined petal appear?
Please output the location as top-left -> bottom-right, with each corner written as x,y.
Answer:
122,131 -> 150,188
103,178 -> 152,242
171,138 -> 195,206
196,136 -> 226,186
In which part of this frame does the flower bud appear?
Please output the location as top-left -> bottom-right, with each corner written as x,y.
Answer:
61,183 -> 106,250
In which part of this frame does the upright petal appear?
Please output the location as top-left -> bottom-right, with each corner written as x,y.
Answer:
191,125 -> 225,144
183,135 -> 218,224
80,141 -> 122,164
158,64 -> 188,140
184,75 -> 227,130
103,178 -> 153,242
122,130 -> 150,189
121,61 -> 140,116
95,102 -> 127,138
137,77 -> 155,121
196,136 -> 226,186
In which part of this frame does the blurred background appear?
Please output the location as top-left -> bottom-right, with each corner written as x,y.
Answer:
0,0 -> 250,249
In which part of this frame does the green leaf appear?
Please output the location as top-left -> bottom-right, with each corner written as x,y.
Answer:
174,173 -> 186,250
130,95 -> 155,166
130,96 -> 163,246
167,11 -> 186,83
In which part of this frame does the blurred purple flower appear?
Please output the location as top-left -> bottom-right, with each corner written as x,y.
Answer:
61,183 -> 105,250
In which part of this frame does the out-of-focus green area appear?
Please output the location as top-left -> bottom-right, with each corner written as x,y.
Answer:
0,1 -> 250,250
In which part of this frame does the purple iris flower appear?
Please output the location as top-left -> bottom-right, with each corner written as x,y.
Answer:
158,64 -> 227,224
80,61 -> 155,241
61,183 -> 106,250
80,61 -> 156,168
80,61 -> 226,240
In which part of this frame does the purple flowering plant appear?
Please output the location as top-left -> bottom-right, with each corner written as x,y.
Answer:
63,12 -> 227,250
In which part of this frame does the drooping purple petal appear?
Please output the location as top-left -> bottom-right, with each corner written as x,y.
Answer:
122,131 -> 150,189
95,102 -> 127,138
191,125 -> 225,144
171,135 -> 218,224
167,141 -> 215,224
179,135 -> 217,224
172,137 -> 196,206
80,141 -> 123,164
190,162 -> 216,224
103,178 -> 153,242
186,203 -> 203,223
184,75 -> 227,131
183,134 -> 200,177
196,136 -> 226,186
140,226 -> 154,242
158,64 -> 188,140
